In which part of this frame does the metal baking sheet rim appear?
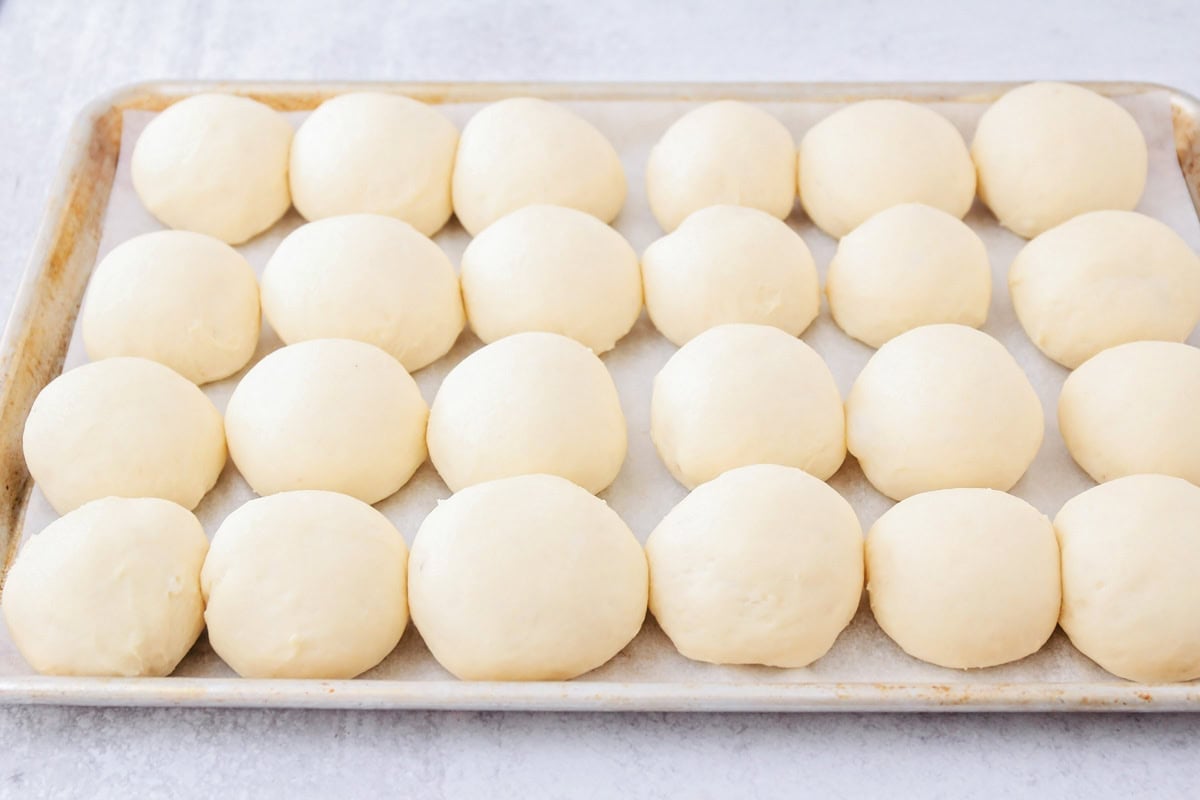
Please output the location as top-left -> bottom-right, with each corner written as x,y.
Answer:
2,80 -> 1199,712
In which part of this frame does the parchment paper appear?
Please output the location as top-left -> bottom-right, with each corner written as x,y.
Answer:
4,91 -> 1199,686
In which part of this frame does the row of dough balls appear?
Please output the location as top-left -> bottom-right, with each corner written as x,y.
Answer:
131,82 -> 1146,247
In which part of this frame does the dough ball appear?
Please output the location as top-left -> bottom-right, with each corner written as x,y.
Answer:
460,204 -> 641,353
641,205 -> 819,346
846,324 -> 1043,501
427,332 -> 626,493
651,324 -> 844,488
2,497 -> 207,677
1056,474 -> 1200,682
825,203 -> 991,348
202,490 -> 408,679
224,339 -> 428,504
289,92 -> 459,236
81,230 -> 260,384
261,214 -> 464,372
1059,341 -> 1200,486
1009,210 -> 1200,368
23,357 -> 225,514
646,464 -> 862,668
972,82 -> 1148,238
451,97 -> 626,235
409,474 -> 647,680
798,100 -> 975,238
132,93 -> 293,244
646,100 -> 796,232
866,489 -> 1060,669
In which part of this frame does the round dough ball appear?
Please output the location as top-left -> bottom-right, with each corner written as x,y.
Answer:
202,490 -> 408,679
651,324 -> 845,488
1009,210 -> 1200,369
289,92 -> 459,235
866,489 -> 1060,669
798,100 -> 975,238
460,204 -> 641,353
81,230 -> 260,384
261,214 -> 464,372
224,339 -> 428,504
825,203 -> 991,348
641,205 -> 819,346
646,100 -> 796,232
972,82 -> 1148,238
846,324 -> 1044,501
427,332 -> 626,493
1059,341 -> 1200,486
2,497 -> 208,677
451,97 -> 626,235
646,464 -> 862,668
23,357 -> 226,514
409,474 -> 647,680
132,93 -> 293,244
1056,474 -> 1200,682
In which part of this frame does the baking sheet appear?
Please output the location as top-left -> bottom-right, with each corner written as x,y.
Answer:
3,89 -> 1199,694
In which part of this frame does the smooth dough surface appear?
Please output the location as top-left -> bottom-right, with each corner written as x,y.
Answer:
408,474 -> 647,681
81,230 -> 261,384
825,203 -> 991,348
646,464 -> 862,668
261,214 -> 464,372
23,357 -> 226,514
798,99 -> 975,238
972,81 -> 1148,238
1056,474 -> 1200,682
427,332 -> 626,493
460,204 -> 642,353
132,93 -> 293,244
866,489 -> 1060,669
845,324 -> 1044,501
641,205 -> 819,346
202,490 -> 409,679
651,324 -> 844,488
289,92 -> 459,236
2,497 -> 208,677
224,339 -> 428,504
646,100 -> 796,232
451,97 -> 626,235
1009,210 -> 1200,368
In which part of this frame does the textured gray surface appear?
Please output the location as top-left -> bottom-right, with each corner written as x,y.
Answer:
3,0 -> 1200,796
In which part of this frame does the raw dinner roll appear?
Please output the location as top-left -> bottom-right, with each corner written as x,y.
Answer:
289,92 -> 459,235
646,465 -> 863,668
427,332 -> 626,493
646,100 -> 796,232
825,203 -> 991,348
641,205 -> 820,346
201,490 -> 409,679
261,214 -> 464,371
651,324 -> 844,488
1009,210 -> 1200,368
131,93 -> 293,244
845,324 -> 1043,501
224,339 -> 428,504
408,474 -> 647,680
23,357 -> 225,514
452,97 -> 626,235
81,230 -> 260,384
972,81 -> 1148,238
2,497 -> 208,677
1060,342 -> 1200,485
1056,475 -> 1200,682
866,489 -> 1060,669
460,204 -> 641,353
798,99 -> 975,238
